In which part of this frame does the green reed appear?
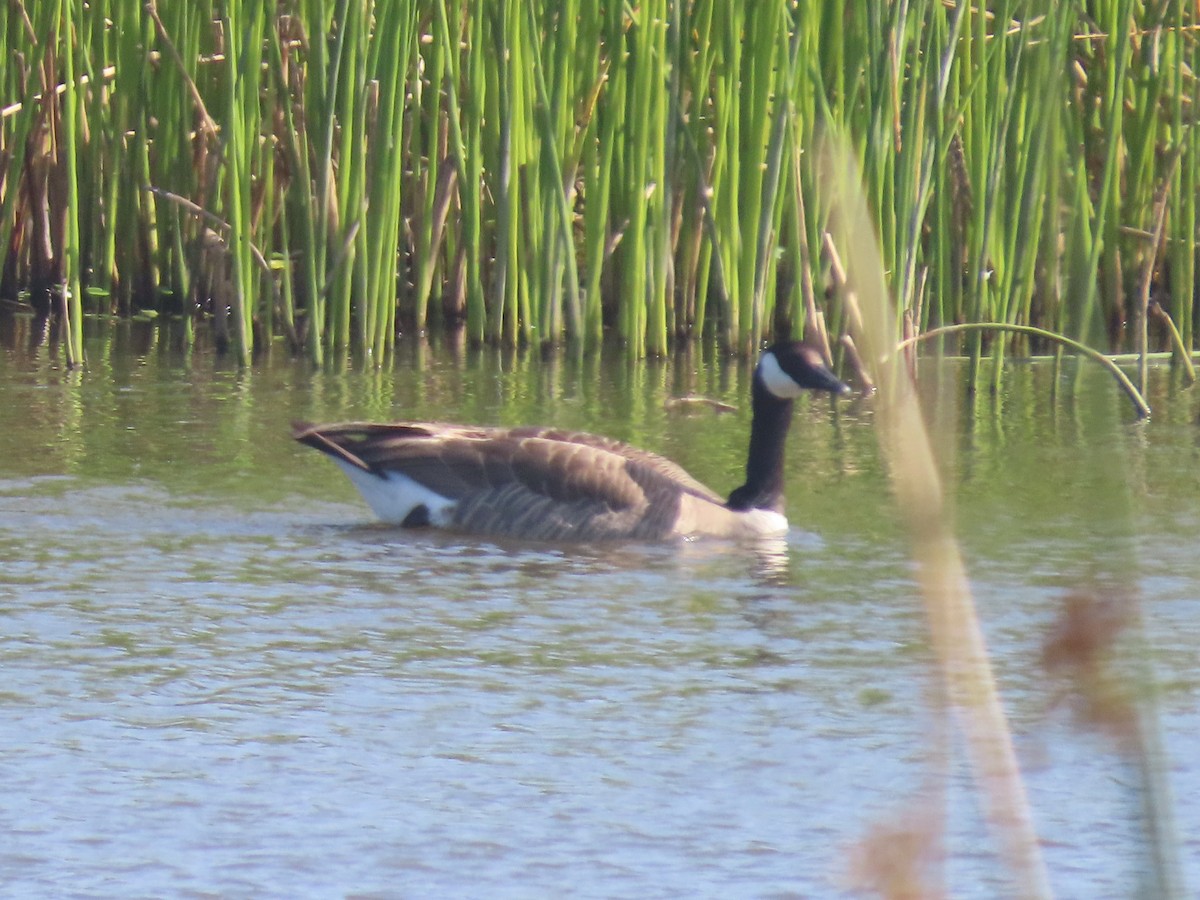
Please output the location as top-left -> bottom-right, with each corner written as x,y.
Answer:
2,3 -> 1199,369
57,0 -> 84,365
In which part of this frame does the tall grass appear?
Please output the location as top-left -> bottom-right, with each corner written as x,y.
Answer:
1,2 -> 1198,372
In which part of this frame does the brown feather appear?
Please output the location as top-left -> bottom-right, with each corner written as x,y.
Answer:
292,421 -> 730,540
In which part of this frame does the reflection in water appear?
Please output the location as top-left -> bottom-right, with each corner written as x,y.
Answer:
746,534 -> 793,584
0,322 -> 1197,897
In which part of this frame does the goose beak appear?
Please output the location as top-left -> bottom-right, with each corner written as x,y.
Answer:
786,343 -> 853,396
811,364 -> 853,396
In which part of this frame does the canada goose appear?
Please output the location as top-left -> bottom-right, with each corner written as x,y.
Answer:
293,341 -> 850,541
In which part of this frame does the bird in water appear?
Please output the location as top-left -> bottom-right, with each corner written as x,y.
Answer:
293,341 -> 850,541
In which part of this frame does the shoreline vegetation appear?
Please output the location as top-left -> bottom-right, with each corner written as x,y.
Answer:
2,2 -> 1198,390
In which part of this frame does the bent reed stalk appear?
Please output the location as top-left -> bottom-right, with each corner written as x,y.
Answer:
1,2 -> 1199,374
899,323 -> 1153,419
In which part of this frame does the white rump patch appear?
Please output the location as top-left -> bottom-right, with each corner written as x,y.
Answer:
757,351 -> 804,399
331,458 -> 455,526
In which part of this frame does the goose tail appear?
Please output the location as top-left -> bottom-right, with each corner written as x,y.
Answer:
291,421 -> 374,474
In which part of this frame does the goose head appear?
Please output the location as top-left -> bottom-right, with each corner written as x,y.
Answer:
755,341 -> 852,400
725,342 -> 850,513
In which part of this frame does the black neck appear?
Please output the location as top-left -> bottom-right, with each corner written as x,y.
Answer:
726,377 -> 793,512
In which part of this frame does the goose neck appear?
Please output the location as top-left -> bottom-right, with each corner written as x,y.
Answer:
726,380 -> 793,512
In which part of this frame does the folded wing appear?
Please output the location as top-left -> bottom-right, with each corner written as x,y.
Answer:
292,422 -> 726,540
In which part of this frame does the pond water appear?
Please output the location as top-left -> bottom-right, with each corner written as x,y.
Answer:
1,319 -> 1197,897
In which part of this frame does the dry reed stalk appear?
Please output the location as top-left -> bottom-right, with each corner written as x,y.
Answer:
823,141 -> 1051,898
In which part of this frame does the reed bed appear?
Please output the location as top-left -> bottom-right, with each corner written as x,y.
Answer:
1,2 -> 1199,374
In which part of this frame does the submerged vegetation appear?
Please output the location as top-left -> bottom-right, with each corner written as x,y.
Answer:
1,1 -> 1199,379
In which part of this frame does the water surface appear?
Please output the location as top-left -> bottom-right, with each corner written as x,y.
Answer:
1,321 -> 1197,896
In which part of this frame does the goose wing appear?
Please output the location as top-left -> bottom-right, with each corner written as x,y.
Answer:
504,425 -> 724,502
292,421 -> 726,539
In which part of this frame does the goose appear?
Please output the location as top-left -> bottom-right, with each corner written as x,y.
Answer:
293,341 -> 850,541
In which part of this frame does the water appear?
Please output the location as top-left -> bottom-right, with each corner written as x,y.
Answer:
1,320 -> 1198,897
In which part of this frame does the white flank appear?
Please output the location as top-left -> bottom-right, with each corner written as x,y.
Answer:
331,458 -> 455,526
756,351 -> 804,399
741,508 -> 789,536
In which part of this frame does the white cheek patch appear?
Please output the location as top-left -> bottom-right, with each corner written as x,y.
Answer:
331,458 -> 455,526
757,351 -> 804,398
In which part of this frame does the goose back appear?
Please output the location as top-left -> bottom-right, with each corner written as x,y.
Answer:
292,421 -> 753,541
